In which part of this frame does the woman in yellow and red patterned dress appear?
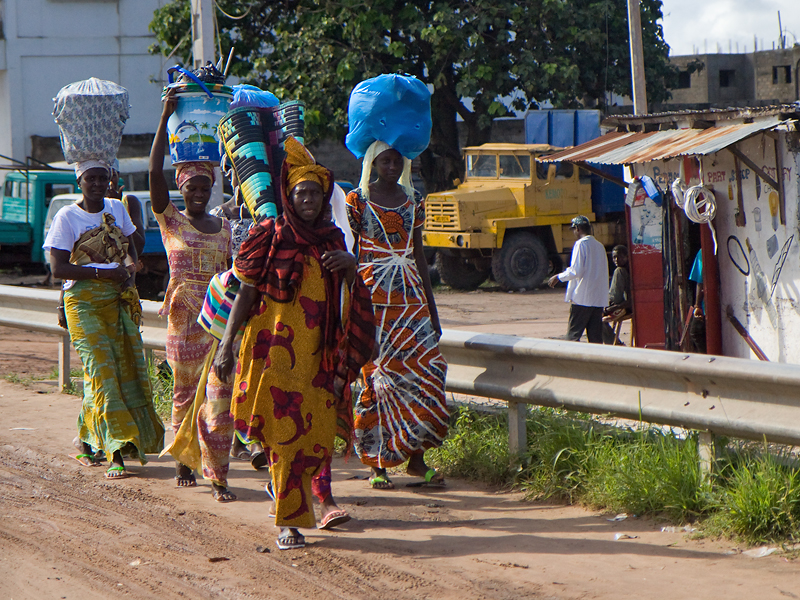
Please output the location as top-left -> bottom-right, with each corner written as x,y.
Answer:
213,137 -> 374,550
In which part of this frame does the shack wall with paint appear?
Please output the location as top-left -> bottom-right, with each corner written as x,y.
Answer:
634,129 -> 800,363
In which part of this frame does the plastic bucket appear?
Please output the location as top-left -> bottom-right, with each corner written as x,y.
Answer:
165,86 -> 233,164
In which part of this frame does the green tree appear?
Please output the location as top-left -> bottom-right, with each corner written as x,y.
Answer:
150,0 -> 678,192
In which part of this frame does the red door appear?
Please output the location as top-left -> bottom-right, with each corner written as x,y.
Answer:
627,191 -> 666,348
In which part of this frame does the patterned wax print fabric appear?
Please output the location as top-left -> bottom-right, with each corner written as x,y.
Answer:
65,279 -> 164,461
209,204 -> 253,258
346,188 -> 448,468
155,202 -> 231,432
232,257 -> 349,529
163,338 -> 234,486
53,77 -> 129,165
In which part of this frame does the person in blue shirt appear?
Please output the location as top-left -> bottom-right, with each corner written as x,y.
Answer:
688,250 -> 706,353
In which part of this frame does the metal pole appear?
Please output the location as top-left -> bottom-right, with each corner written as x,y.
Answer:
58,333 -> 71,391
191,0 -> 215,69
627,0 -> 648,115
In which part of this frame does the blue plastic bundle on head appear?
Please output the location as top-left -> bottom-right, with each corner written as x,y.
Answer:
230,84 -> 280,109
345,74 -> 432,160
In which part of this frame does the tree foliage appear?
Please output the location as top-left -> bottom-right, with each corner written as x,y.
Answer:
150,0 -> 678,192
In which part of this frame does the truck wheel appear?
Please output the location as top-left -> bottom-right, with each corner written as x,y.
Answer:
491,231 -> 548,291
436,253 -> 489,290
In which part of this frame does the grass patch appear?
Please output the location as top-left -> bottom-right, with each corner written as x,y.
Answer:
705,449 -> 800,544
428,405 -> 800,545
148,359 -> 174,423
428,407 -> 515,487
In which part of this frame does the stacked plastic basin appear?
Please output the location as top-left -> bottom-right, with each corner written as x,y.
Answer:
218,100 -> 305,222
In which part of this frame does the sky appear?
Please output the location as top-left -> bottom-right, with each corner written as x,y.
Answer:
660,0 -> 800,56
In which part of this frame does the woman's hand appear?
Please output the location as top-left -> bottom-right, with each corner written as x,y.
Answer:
321,250 -> 355,273
213,343 -> 235,384
161,87 -> 178,119
431,313 -> 442,339
107,178 -> 124,200
96,265 -> 130,284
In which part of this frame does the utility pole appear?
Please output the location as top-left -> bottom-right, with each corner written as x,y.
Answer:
191,0 -> 215,69
627,0 -> 648,115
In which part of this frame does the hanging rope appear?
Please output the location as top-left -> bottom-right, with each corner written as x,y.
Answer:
674,160 -> 718,253
213,0 -> 252,20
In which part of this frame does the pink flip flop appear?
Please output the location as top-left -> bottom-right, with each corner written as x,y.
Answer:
318,509 -> 351,530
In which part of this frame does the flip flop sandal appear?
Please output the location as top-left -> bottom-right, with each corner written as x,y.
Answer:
229,448 -> 251,461
369,474 -> 395,490
73,453 -> 102,467
175,473 -> 197,487
275,532 -> 305,550
319,510 -> 351,530
251,451 -> 268,470
406,468 -> 446,488
212,488 -> 237,503
105,465 -> 130,480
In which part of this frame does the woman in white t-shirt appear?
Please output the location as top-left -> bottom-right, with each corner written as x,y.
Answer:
43,161 -> 165,479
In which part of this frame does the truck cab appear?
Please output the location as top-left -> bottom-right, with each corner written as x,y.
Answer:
0,170 -> 78,267
422,143 -> 622,290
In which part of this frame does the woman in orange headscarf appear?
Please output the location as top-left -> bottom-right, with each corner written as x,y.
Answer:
214,136 -> 374,550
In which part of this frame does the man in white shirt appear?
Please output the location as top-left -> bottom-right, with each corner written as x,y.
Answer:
548,216 -> 609,343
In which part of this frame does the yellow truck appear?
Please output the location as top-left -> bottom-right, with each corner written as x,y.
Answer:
422,143 -> 623,290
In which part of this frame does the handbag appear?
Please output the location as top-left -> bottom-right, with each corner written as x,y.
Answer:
197,269 -> 246,340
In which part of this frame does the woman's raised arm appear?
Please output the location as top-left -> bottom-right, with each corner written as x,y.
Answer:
149,87 -> 177,215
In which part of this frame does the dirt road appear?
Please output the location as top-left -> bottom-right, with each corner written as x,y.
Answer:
2,286 -> 798,599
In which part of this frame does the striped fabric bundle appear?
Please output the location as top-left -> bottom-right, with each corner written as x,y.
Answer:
197,269 -> 245,340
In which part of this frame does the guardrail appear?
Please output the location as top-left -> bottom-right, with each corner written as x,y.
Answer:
3,284 -> 800,459
0,284 -> 165,388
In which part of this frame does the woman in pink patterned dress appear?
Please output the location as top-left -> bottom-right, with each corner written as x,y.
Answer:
150,88 -> 234,501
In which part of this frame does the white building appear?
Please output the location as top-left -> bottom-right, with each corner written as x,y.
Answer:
0,0 -> 173,166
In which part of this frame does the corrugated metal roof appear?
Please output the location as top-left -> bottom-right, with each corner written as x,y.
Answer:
463,143 -> 557,152
540,118 -> 786,164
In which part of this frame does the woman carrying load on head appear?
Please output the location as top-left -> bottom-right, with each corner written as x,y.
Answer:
213,136 -> 374,550
150,87 -> 235,502
44,160 -> 165,479
344,74 -> 449,490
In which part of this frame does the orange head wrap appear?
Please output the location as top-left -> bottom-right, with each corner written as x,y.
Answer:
284,136 -> 332,195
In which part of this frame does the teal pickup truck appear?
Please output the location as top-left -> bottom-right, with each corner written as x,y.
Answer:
0,170 -> 78,268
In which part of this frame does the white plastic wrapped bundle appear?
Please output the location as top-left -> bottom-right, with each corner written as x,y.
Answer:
53,77 -> 130,165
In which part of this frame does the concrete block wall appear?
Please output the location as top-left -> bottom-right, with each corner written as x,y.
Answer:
667,47 -> 800,107
754,49 -> 797,103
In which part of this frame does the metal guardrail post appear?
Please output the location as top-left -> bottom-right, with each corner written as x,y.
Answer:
58,333 -> 71,390
507,401 -> 527,456
697,431 -> 717,476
